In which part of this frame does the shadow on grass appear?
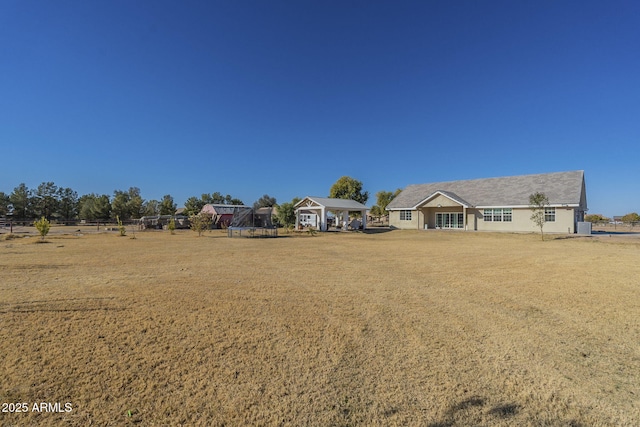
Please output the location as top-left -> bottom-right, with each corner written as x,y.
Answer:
488,403 -> 519,417
0,297 -> 126,314
362,227 -> 394,234
427,396 -> 520,427
549,235 -> 591,241
3,307 -> 127,313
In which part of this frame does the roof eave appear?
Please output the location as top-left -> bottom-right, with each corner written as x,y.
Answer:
475,203 -> 581,208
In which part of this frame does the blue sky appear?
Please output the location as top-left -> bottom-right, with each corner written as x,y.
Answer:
1,1 -> 638,216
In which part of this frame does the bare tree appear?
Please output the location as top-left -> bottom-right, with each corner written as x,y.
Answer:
529,192 -> 549,241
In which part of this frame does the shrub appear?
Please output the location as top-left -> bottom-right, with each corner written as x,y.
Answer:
167,218 -> 176,235
34,216 -> 51,242
116,216 -> 126,236
189,213 -> 212,237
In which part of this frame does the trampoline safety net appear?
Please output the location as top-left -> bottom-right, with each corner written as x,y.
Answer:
227,207 -> 278,238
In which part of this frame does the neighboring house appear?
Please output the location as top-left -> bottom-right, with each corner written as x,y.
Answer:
201,204 -> 249,228
138,215 -> 189,230
387,171 -> 587,233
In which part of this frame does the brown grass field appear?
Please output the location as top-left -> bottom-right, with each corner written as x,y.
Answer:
1,226 -> 639,426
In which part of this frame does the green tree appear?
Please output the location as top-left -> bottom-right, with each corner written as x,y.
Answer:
209,192 -> 244,205
370,189 -> 401,217
184,196 -> 206,216
143,199 -> 160,216
78,194 -> 111,221
159,194 -> 177,215
34,182 -> 59,220
0,191 -> 10,217
127,187 -> 144,219
34,216 -> 51,241
116,215 -> 127,236
93,195 -> 112,221
57,187 -> 78,222
111,190 -> 130,220
78,194 -> 96,220
275,197 -> 300,228
10,183 -> 34,223
110,187 -> 144,220
584,214 -> 609,224
621,212 -> 640,225
254,194 -> 277,209
329,176 -> 369,205
210,192 -> 225,204
529,192 -> 549,241
189,212 -> 212,236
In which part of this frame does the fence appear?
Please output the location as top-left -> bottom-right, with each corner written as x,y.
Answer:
591,220 -> 640,229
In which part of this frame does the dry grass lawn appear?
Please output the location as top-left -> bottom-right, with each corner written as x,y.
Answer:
1,227 -> 639,426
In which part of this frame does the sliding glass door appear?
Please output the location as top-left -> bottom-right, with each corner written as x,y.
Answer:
436,212 -> 464,229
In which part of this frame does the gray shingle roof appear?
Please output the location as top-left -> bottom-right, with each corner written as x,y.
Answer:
295,197 -> 368,210
387,171 -> 585,209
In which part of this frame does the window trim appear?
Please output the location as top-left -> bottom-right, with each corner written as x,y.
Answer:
399,210 -> 412,221
483,208 -> 513,222
545,207 -> 556,222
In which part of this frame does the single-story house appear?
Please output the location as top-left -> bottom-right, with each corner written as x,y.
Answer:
294,197 -> 368,231
386,171 -> 587,233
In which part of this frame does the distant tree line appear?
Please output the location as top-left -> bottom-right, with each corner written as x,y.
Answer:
0,182 -> 246,224
0,176 -> 408,229
585,213 -> 640,225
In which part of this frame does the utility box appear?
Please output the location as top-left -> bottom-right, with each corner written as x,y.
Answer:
577,221 -> 592,235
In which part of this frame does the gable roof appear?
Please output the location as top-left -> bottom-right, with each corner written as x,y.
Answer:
295,196 -> 367,211
201,204 -> 248,215
424,190 -> 473,208
387,171 -> 586,210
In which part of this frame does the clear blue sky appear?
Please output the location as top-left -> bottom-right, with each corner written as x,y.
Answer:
1,1 -> 638,217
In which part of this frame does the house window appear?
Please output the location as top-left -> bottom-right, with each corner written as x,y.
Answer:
545,207 -> 556,222
484,208 -> 513,222
400,210 -> 412,221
